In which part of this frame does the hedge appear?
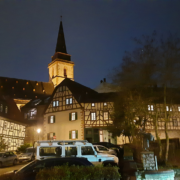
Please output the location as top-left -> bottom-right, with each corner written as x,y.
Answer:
36,165 -> 120,180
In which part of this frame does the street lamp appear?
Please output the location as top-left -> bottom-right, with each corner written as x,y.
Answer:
37,128 -> 41,141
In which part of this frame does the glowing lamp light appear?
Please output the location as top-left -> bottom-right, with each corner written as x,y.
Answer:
37,129 -> 41,133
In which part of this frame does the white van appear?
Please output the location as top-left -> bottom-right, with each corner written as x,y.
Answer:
34,140 -> 118,166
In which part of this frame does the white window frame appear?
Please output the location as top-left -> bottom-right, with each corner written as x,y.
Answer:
66,98 -> 73,105
91,112 -> 96,120
72,130 -> 76,139
69,98 -> 72,104
71,112 -> 76,121
50,116 -> 55,123
166,106 -> 172,111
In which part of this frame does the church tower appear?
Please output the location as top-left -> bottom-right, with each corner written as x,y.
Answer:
48,19 -> 74,87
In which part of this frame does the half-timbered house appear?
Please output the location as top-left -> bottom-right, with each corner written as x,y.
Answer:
43,78 -> 117,143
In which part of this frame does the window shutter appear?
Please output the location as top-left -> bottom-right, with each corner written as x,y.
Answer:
76,130 -> 78,139
53,133 -> 55,136
69,113 -> 71,121
53,116 -> 55,123
69,131 -> 72,139
75,112 -> 78,120
48,116 -> 50,124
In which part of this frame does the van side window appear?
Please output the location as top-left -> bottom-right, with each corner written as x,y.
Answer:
65,146 -> 77,157
81,146 -> 94,155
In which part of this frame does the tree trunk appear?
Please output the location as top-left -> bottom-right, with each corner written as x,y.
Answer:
164,85 -> 169,164
154,111 -> 162,160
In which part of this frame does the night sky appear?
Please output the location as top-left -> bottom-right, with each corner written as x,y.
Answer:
0,0 -> 180,89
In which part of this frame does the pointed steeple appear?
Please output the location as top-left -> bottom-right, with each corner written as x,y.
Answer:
55,18 -> 67,54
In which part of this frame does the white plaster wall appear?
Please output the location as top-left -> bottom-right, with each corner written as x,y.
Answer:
44,109 -> 84,140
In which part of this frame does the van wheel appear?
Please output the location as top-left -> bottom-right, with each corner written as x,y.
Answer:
13,159 -> 17,165
0,162 -> 2,168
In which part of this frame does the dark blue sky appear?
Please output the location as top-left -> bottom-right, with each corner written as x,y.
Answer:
0,0 -> 180,89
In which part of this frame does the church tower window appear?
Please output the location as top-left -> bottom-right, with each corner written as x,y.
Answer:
64,68 -> 67,77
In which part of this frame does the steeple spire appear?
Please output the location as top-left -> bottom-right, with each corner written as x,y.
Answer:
55,17 -> 67,53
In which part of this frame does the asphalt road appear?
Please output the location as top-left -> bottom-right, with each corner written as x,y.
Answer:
0,162 -> 29,175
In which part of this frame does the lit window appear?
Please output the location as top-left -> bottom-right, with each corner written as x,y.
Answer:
91,112 -> 96,120
72,131 -> 76,139
29,108 -> 37,119
72,113 -> 76,120
69,130 -> 78,139
47,132 -> 55,140
166,106 -> 172,111
104,112 -> 109,120
69,112 -> 77,121
92,103 -> 95,107
66,98 -> 72,105
53,101 -> 59,107
104,102 -> 107,106
148,105 -> 154,111
48,116 -> 55,124
99,130 -> 103,142
178,106 -> 180,111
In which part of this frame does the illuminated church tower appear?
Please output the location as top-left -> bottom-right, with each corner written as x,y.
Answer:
48,19 -> 74,87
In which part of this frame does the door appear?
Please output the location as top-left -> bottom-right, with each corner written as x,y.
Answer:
3,152 -> 11,165
81,146 -> 98,165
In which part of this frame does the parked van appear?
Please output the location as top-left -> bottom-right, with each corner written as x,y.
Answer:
34,140 -> 118,166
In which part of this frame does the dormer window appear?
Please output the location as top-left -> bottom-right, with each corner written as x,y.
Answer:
5,106 -> 8,114
28,108 -> 37,119
0,104 -> 3,112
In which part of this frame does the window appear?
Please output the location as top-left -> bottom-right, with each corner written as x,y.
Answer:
53,101 -> 59,107
39,146 -> 61,156
69,130 -> 78,139
104,112 -> 109,120
98,146 -> 108,151
66,98 -> 72,105
64,69 -> 67,77
148,105 -> 154,111
65,146 -> 77,156
81,146 -> 94,155
91,103 -> 95,107
69,112 -> 77,121
91,112 -> 96,120
166,106 -> 172,111
0,104 -> 3,112
99,130 -> 103,142
178,106 -> 180,111
47,132 -> 55,140
5,106 -> 8,114
48,116 -> 55,124
28,108 -> 37,119
173,119 -> 178,127
104,102 -> 107,106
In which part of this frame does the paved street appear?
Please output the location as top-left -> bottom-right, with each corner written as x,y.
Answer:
0,162 -> 29,175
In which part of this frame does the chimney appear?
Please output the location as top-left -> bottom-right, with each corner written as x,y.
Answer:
104,78 -> 106,82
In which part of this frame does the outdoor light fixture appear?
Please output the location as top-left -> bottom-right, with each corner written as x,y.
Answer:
37,128 -> 41,133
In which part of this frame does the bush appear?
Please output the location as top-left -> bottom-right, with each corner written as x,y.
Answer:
36,165 -> 120,180
17,143 -> 32,153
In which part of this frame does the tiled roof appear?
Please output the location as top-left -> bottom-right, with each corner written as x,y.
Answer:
0,95 -> 26,124
0,76 -> 54,100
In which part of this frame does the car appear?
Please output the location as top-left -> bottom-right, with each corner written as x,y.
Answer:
34,140 -> 119,166
0,151 -> 18,167
93,142 -> 124,159
93,145 -> 117,156
4,157 -> 93,180
18,147 -> 36,163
